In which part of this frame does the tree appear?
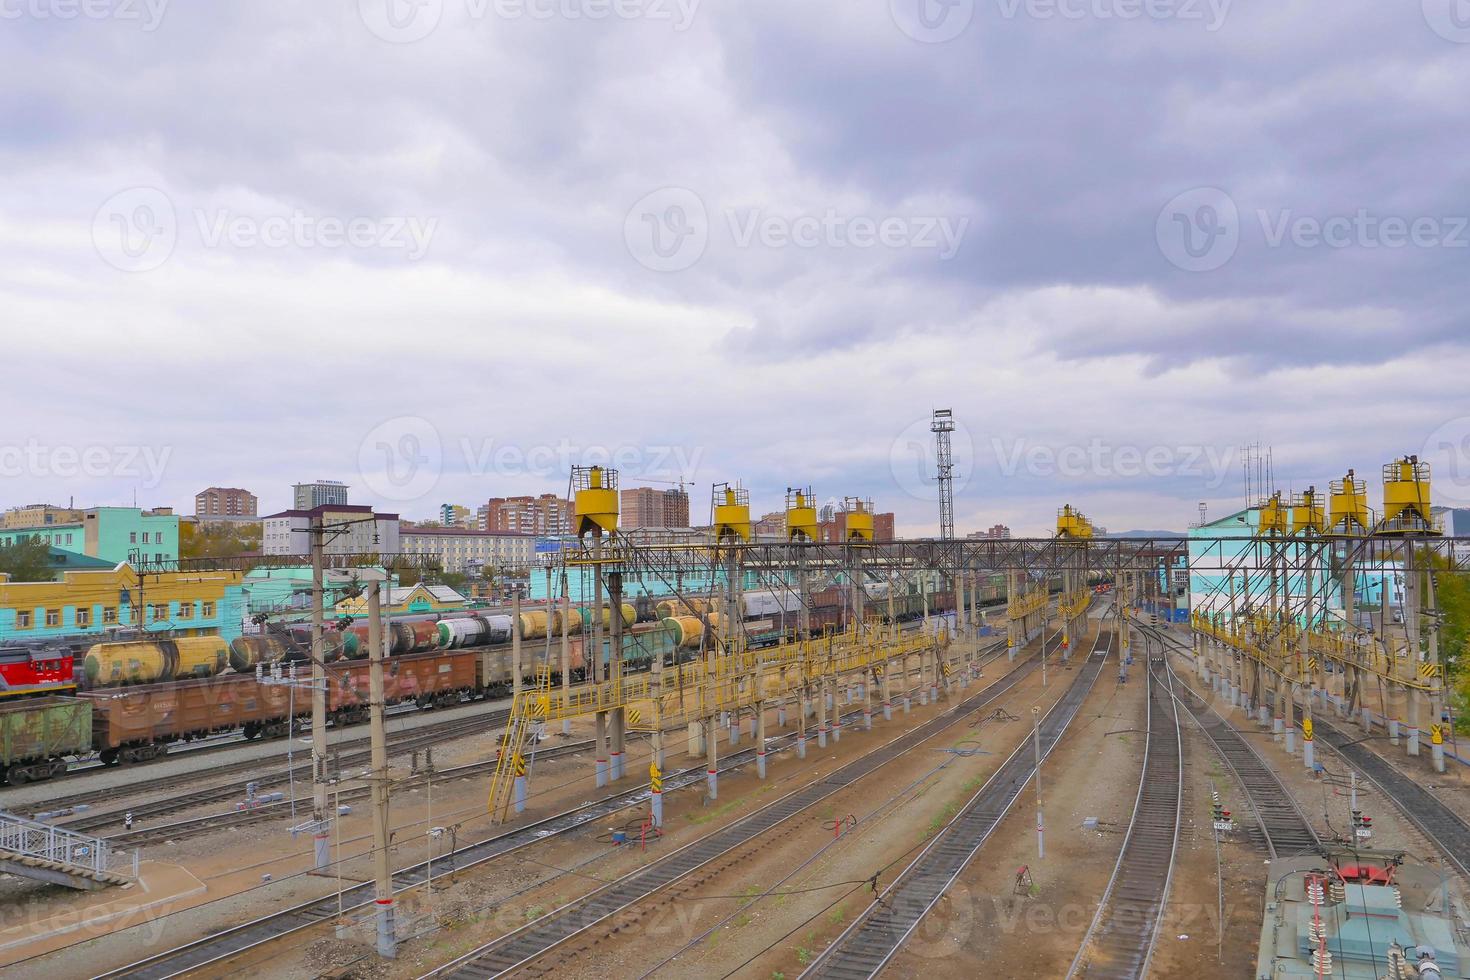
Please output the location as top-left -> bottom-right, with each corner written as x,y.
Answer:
180,521 -> 262,560
0,536 -> 56,582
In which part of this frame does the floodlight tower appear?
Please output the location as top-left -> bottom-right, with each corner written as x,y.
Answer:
931,409 -> 955,541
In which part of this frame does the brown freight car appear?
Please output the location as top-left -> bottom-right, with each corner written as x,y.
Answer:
82,674 -> 295,765
321,649 -> 478,726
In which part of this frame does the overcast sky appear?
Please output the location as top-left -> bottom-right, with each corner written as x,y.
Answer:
3,0 -> 1469,536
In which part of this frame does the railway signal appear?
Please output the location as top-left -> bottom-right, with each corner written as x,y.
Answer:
1210,791 -> 1234,833
1351,810 -> 1373,841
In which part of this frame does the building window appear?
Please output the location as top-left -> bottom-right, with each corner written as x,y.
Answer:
76,609 -> 92,627
16,611 -> 32,629
177,602 -> 194,620
45,609 -> 61,627
202,601 -> 215,618
150,603 -> 169,622
130,531 -> 137,544
102,607 -> 118,624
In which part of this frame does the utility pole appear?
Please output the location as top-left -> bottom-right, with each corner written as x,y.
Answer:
1032,705 -> 1044,859
365,580 -> 396,959
310,514 -> 330,870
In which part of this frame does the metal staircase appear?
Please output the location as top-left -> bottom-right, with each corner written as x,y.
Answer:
486,665 -> 553,823
0,811 -> 134,890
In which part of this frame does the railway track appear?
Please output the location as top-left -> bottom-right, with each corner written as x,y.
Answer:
420,634 -> 1060,980
1157,623 -> 1470,879
1066,631 -> 1181,980
794,629 -> 1111,980
1148,629 -> 1319,860
55,711 -> 509,834
104,735 -> 602,848
97,635 -> 1016,980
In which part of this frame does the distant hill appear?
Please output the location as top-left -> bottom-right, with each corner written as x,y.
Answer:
1106,529 -> 1185,538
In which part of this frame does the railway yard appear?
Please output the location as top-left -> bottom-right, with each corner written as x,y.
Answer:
3,465 -> 1470,979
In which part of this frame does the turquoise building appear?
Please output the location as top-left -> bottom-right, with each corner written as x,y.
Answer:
0,507 -> 180,566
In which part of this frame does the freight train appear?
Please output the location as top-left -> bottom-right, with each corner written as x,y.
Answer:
0,581 -> 1006,784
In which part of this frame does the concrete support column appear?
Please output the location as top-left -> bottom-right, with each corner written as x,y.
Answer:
705,716 -> 718,800
1407,687 -> 1422,757
594,711 -> 608,788
609,707 -> 625,782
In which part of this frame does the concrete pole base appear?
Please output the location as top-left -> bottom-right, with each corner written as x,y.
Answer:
883,701 -> 892,721
778,707 -> 787,726
609,752 -> 623,781
651,791 -> 663,827
1304,741 -> 1315,771
1433,743 -> 1446,773
797,734 -> 807,759
756,750 -> 767,779
1361,707 -> 1373,731
1408,729 -> 1421,756
314,833 -> 330,870
904,697 -> 912,714
376,899 -> 397,959
729,725 -> 739,747
1390,719 -> 1400,745
514,775 -> 527,813
817,726 -> 828,748
706,769 -> 717,800
863,710 -> 872,731
832,720 -> 842,743
1285,731 -> 1296,756
595,758 -> 608,788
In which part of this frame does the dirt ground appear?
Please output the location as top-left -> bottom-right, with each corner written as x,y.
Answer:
7,636 -> 1009,978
